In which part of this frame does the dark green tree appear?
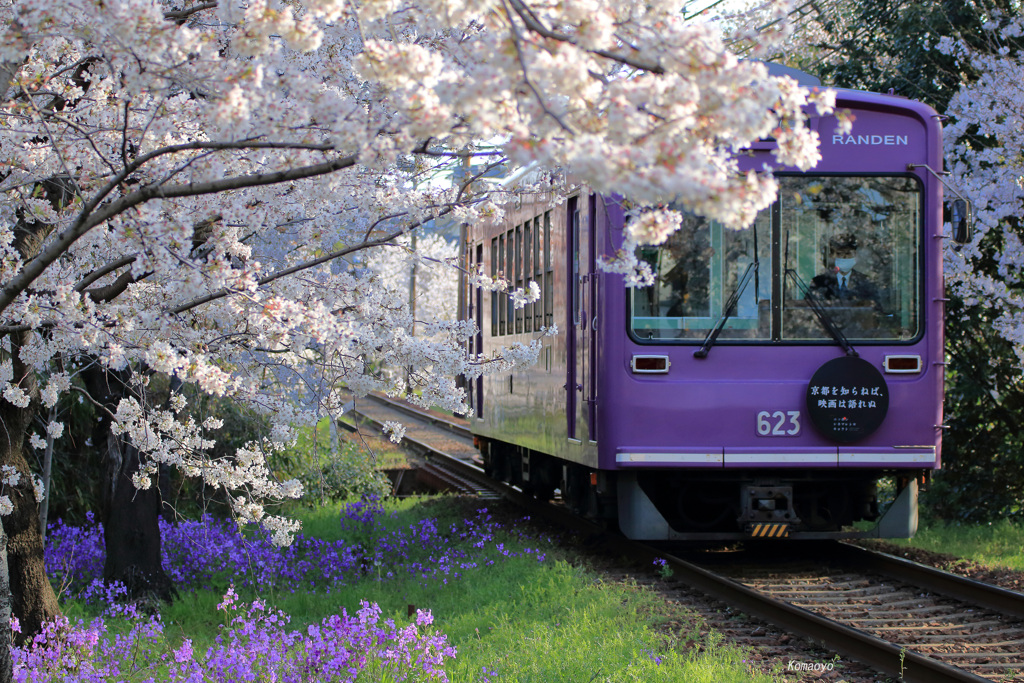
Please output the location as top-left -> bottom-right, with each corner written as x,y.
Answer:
813,1 -> 997,107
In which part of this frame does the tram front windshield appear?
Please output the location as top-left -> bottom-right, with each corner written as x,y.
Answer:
631,176 -> 922,343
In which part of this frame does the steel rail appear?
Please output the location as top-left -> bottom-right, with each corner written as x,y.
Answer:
833,541 -> 1024,620
363,392 -> 473,439
346,397 -> 481,495
351,394 -> 603,528
642,545 -> 992,683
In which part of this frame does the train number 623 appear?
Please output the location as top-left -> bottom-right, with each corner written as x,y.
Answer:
756,410 -> 801,436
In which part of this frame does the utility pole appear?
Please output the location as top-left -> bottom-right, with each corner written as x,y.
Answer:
406,230 -> 417,391
456,153 -> 472,398
408,230 -> 418,338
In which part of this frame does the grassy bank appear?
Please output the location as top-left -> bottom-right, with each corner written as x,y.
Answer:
884,518 -> 1024,571
47,495 -> 774,682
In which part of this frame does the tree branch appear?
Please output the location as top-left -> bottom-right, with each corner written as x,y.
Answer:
85,269 -> 150,304
74,256 -> 138,292
506,0 -> 665,74
0,152 -> 360,317
167,206 -> 457,315
502,0 -> 575,134
164,2 -> 218,24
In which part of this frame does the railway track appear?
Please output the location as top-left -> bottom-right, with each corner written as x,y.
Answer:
346,393 -> 497,498
700,543 -> 1024,682
351,393 -> 1024,682
657,542 -> 1024,682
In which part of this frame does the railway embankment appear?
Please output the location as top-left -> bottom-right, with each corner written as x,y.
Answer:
854,538 -> 1024,594
40,494 -> 788,682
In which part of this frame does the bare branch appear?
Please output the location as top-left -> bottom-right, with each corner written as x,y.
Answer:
85,269 -> 150,304
506,0 -> 665,74
70,384 -> 117,420
164,2 -> 218,24
75,256 -> 137,292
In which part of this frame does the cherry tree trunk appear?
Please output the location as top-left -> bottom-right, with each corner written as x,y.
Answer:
101,435 -> 176,602
1,523 -> 13,683
0,403 -> 61,639
0,326 -> 61,638
84,367 -> 176,603
1,189 -> 73,638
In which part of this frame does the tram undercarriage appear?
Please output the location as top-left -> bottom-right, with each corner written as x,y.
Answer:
479,437 -> 921,540
619,471 -> 921,540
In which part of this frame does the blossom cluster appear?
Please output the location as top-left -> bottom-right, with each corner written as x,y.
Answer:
12,591 -> 455,682
45,500 -> 547,597
0,464 -> 44,516
940,13 -> 1024,366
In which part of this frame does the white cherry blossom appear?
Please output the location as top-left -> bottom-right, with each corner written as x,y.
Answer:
0,0 -> 826,534
941,13 -> 1024,366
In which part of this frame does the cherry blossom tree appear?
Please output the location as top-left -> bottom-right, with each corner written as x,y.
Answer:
364,231 -> 459,328
0,0 -> 833,636
940,14 -> 1024,365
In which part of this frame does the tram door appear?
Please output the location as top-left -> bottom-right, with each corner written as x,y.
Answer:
566,195 -> 596,443
586,194 -> 598,441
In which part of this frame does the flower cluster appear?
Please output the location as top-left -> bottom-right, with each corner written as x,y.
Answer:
45,500 -> 548,597
12,591 -> 455,682
0,464 -> 44,516
30,499 -> 561,680
938,13 -> 1024,366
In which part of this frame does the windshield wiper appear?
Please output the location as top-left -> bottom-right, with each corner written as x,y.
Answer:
694,261 -> 757,359
785,269 -> 858,357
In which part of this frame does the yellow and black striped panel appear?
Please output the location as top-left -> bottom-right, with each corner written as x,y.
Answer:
749,523 -> 790,538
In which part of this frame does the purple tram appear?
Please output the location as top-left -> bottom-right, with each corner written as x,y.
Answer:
465,87 -> 960,540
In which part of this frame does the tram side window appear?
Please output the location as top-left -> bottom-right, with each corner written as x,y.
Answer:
515,225 -> 523,334
490,210 -> 555,336
572,205 -> 581,326
524,221 -> 532,333
506,229 -> 514,334
534,215 -> 543,329
498,233 -> 506,335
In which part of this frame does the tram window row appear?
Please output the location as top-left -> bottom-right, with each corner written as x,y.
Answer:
491,209 -> 554,336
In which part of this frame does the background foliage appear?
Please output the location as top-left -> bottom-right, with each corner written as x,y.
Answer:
269,419 -> 392,506
34,384 -> 392,524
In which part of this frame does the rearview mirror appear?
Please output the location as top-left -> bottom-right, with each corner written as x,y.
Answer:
949,198 -> 973,245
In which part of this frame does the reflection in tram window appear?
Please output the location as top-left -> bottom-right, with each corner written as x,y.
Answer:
630,176 -> 921,344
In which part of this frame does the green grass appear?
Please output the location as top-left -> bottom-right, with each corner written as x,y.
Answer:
888,518 -> 1024,571
336,416 -> 412,469
64,496 -> 776,682
439,563 -> 767,682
